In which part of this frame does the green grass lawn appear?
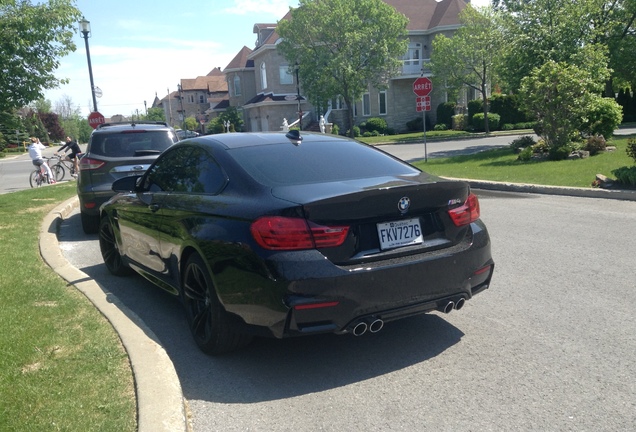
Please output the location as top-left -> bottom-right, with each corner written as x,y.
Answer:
0,183 -> 136,431
412,135 -> 635,188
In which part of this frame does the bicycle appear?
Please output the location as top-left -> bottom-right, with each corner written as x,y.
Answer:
49,153 -> 79,182
29,157 -> 55,188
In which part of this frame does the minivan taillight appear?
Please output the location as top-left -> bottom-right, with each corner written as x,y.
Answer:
79,157 -> 106,170
448,193 -> 480,226
251,216 -> 349,250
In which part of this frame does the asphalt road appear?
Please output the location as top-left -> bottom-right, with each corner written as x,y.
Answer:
58,191 -> 636,431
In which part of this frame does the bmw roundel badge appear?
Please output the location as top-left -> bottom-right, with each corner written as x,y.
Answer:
398,196 -> 410,213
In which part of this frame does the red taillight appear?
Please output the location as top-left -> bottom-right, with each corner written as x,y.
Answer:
79,157 -> 106,170
448,193 -> 480,227
250,216 -> 349,250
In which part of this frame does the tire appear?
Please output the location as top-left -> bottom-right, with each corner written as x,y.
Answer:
29,170 -> 42,188
181,253 -> 252,354
99,216 -> 132,276
52,163 -> 65,182
81,210 -> 100,234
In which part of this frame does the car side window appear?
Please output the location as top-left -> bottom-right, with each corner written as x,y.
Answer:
144,146 -> 226,194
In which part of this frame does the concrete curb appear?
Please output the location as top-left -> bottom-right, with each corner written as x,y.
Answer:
39,197 -> 188,432
449,178 -> 636,201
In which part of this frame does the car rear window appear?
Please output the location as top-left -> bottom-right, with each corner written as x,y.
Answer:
88,131 -> 176,157
228,140 -> 419,186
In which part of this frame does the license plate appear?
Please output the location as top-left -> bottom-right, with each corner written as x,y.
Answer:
376,217 -> 423,250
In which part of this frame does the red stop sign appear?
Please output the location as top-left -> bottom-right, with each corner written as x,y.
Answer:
413,77 -> 432,97
88,111 -> 105,129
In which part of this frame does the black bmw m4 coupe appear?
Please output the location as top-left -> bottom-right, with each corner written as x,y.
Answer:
99,131 -> 494,354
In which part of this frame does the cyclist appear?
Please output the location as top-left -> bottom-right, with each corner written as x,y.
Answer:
56,136 -> 81,177
28,137 -> 55,184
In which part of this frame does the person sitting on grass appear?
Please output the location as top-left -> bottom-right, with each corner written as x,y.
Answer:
28,137 -> 55,183
56,136 -> 81,176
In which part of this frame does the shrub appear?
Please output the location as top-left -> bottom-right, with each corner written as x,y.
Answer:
452,114 -> 467,131
385,127 -> 395,135
406,117 -> 422,131
580,97 -> 623,139
612,166 -> 636,186
346,126 -> 361,137
517,146 -> 533,161
489,93 -> 531,125
532,139 -> 549,154
331,124 -> 340,135
206,118 -> 225,134
515,122 -> 536,130
584,135 -> 607,156
406,116 -> 431,132
501,123 -> 515,131
626,138 -> 636,163
467,99 -> 483,121
433,123 -> 448,131
548,145 -> 571,161
510,135 -> 536,150
436,102 -> 456,129
472,112 -> 501,131
365,117 -> 387,134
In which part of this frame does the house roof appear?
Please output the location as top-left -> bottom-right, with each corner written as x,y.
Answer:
224,46 -> 254,71
383,0 -> 467,30
180,67 -> 228,92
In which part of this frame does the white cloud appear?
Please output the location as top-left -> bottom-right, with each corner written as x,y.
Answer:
222,0 -> 292,16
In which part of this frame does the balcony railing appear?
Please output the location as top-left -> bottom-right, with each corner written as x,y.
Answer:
402,58 -> 431,76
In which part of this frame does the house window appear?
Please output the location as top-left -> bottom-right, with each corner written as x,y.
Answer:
379,91 -> 387,115
362,92 -> 370,116
199,95 -> 205,104
233,75 -> 241,96
189,94 -> 195,104
260,62 -> 268,90
280,65 -> 293,85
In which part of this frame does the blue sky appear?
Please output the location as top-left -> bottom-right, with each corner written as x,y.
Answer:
44,0 -> 488,118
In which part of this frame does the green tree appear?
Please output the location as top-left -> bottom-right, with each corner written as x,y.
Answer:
431,5 -> 503,133
277,0 -> 409,138
145,107 -> 165,122
497,0 -> 627,93
218,107 -> 244,132
184,116 -> 198,131
0,0 -> 82,112
520,60 -> 609,151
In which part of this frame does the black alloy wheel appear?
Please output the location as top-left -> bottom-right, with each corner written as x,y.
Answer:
181,253 -> 251,354
99,216 -> 132,276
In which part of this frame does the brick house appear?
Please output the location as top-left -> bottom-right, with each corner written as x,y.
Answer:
217,0 -> 469,133
156,67 -> 228,132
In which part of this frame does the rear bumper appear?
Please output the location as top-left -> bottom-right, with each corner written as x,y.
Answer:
221,221 -> 494,339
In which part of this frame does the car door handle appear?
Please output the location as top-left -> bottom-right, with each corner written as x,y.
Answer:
149,204 -> 160,212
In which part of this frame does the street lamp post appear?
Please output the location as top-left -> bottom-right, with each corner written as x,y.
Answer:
177,83 -> 186,131
295,62 -> 302,131
79,18 -> 98,113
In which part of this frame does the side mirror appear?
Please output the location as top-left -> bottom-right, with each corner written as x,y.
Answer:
112,175 -> 142,193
